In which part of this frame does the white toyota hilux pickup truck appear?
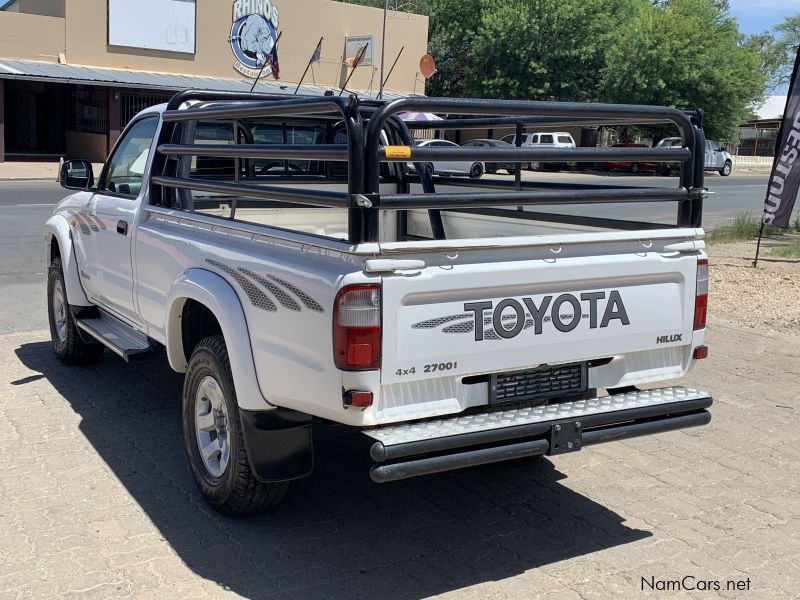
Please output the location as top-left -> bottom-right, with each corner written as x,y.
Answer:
44,92 -> 712,515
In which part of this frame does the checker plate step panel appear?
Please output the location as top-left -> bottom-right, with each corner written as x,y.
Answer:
76,310 -> 150,362
364,387 -> 709,447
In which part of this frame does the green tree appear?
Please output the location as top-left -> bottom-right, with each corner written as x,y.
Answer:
743,31 -> 786,91
599,0 -> 764,141
465,0 -> 637,101
768,14 -> 800,87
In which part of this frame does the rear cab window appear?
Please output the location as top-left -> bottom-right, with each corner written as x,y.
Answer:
163,117 -> 351,240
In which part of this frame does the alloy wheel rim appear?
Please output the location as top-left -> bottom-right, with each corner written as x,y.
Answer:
52,279 -> 67,344
195,376 -> 230,478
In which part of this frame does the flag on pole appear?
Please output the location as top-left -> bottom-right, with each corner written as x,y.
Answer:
311,39 -> 322,63
762,47 -> 800,227
269,43 -> 280,79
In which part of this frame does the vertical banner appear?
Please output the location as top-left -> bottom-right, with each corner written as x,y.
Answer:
763,47 -> 800,227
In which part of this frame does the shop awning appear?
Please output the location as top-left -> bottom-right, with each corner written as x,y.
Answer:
0,58 -> 412,100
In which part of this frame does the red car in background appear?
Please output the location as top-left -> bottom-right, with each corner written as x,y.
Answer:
603,143 -> 658,174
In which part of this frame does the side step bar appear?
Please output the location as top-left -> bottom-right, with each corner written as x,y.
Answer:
75,310 -> 151,362
365,387 -> 712,483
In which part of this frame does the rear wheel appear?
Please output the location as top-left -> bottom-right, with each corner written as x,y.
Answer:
720,161 -> 732,176
506,168 -> 517,175
530,161 -> 541,171
47,256 -> 104,365
183,335 -> 288,515
469,162 -> 484,179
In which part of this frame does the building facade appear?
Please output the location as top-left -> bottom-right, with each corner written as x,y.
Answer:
0,0 -> 429,161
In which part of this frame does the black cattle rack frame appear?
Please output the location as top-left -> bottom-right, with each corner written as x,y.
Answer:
150,90 -> 707,244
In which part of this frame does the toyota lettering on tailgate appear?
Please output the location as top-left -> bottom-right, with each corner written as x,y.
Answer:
412,290 -> 630,342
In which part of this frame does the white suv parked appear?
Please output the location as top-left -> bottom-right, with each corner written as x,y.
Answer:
500,132 -> 576,171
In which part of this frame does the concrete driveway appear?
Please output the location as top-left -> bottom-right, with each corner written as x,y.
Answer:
1,318 -> 797,599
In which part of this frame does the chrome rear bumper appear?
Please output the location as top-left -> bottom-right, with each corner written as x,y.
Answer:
364,387 -> 712,483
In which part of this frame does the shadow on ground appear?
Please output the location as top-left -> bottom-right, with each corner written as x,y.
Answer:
15,341 -> 649,599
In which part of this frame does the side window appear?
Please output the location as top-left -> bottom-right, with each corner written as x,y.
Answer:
530,135 -> 539,144
540,134 -> 554,144
501,134 -> 515,144
102,117 -> 158,198
709,141 -> 720,152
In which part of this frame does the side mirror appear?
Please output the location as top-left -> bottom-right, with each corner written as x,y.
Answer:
60,159 -> 94,190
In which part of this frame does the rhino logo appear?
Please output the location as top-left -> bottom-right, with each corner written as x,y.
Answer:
230,1 -> 280,79
240,14 -> 274,65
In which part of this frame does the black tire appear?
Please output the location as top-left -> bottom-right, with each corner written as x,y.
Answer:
183,335 -> 288,515
47,256 -> 104,365
469,162 -> 484,179
720,161 -> 732,177
506,168 -> 517,175
547,163 -> 563,172
657,164 -> 669,176
529,161 -> 541,171
630,163 -> 639,175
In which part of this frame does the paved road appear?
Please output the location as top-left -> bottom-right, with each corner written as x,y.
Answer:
516,171 -> 770,227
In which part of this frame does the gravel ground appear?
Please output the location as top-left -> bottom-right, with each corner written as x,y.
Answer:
707,237 -> 800,335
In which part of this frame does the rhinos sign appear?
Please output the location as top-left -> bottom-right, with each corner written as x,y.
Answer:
230,0 -> 280,79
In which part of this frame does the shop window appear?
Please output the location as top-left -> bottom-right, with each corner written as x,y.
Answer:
74,86 -> 107,134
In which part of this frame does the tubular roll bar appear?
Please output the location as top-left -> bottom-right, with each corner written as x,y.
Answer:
151,90 -> 365,241
150,91 -> 706,245
405,116 -> 682,130
378,146 -> 691,163
158,143 -> 350,161
363,187 -> 689,210
151,175 -> 349,208
364,97 -> 705,241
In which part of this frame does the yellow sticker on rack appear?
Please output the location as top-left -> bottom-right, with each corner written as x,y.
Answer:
384,145 -> 412,159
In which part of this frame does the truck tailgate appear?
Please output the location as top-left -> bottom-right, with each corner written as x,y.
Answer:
381,249 -> 698,385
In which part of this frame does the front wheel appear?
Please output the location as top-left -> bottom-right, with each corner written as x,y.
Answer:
183,335 -> 288,515
469,162 -> 484,179
720,161 -> 732,176
47,256 -> 104,365
529,161 -> 541,171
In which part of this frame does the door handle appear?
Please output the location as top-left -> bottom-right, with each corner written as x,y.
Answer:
116,220 -> 128,235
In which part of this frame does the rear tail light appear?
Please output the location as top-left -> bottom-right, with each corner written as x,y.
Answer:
333,284 -> 381,370
694,258 -> 708,330
693,346 -> 708,359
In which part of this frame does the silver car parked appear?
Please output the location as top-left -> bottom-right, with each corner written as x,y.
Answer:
656,137 -> 732,176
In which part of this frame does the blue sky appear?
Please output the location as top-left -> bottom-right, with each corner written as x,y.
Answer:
729,0 -> 800,35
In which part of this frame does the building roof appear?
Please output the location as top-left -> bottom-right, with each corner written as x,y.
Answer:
0,58 -> 412,100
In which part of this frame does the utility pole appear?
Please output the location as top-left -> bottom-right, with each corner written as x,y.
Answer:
379,0 -> 388,99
